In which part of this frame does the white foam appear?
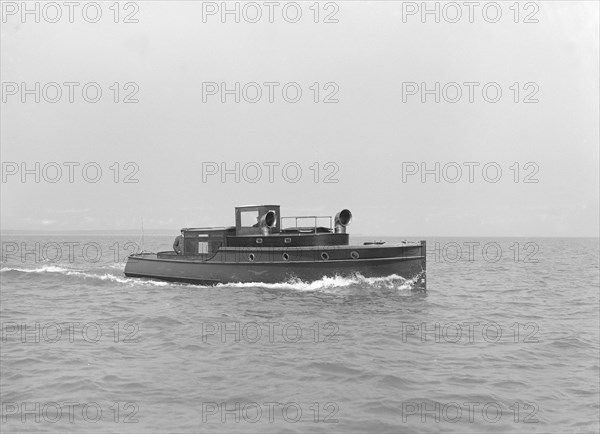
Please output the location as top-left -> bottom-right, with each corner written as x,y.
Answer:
217,273 -> 418,292
0,265 -> 71,274
0,265 -> 169,287
1,266 -> 422,291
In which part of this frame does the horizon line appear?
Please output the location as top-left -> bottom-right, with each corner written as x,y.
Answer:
0,230 -> 598,239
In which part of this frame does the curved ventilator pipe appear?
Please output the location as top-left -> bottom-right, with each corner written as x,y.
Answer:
334,209 -> 352,233
259,210 -> 277,235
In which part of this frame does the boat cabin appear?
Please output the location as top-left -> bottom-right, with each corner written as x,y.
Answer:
176,205 -> 351,256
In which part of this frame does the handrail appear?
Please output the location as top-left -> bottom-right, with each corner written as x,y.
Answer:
280,216 -> 333,233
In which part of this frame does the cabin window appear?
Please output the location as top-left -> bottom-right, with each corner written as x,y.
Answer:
282,253 -> 290,261
284,238 -> 292,243
351,251 -> 359,259
256,238 -> 263,244
321,252 -> 329,260
248,253 -> 255,261
240,210 -> 260,227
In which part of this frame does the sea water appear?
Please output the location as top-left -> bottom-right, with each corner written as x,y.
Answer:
1,235 -> 598,433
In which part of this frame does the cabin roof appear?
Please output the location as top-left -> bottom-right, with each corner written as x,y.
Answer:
182,226 -> 235,232
235,204 -> 280,209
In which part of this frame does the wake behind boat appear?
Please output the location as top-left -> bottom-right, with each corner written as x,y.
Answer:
124,205 -> 426,288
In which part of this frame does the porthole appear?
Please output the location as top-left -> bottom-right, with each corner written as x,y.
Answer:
351,251 -> 359,259
282,253 -> 290,261
248,253 -> 255,261
321,252 -> 329,260
256,238 -> 263,244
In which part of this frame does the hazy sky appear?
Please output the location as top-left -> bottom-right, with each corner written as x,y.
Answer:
1,1 -> 598,236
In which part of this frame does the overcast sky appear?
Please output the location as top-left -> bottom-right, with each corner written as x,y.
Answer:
1,1 -> 598,236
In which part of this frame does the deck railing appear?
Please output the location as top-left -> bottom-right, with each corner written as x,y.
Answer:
280,216 -> 333,233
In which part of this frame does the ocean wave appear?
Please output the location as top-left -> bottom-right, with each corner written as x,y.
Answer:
1,264 -> 72,274
1,265 -> 421,291
0,265 -> 170,287
217,273 -> 422,292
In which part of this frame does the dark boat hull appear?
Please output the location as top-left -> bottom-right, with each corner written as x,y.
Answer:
124,243 -> 426,288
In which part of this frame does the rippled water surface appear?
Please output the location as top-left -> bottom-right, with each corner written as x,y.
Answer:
1,236 -> 599,433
